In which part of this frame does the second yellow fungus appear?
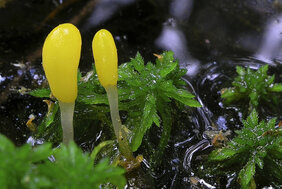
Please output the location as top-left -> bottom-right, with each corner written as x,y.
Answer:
92,29 -> 118,87
92,29 -> 134,160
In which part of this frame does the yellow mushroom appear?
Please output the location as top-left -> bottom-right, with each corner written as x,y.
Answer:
92,29 -> 133,159
42,23 -> 81,144
92,29 -> 118,88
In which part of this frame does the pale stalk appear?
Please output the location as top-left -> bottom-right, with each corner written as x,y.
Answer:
59,101 -> 75,145
105,85 -> 133,159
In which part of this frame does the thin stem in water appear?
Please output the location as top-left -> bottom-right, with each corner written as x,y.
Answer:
105,85 -> 133,159
59,101 -> 75,145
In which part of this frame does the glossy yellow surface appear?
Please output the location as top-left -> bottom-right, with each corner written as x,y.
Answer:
42,23 -> 81,103
92,29 -> 118,87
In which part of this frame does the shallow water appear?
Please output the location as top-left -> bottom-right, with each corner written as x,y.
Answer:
0,0 -> 282,188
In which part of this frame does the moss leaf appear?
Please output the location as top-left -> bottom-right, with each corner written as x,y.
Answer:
239,160 -> 256,189
29,88 -> 51,98
209,148 -> 237,161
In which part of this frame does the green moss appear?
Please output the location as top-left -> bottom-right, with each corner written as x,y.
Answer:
208,110 -> 282,188
221,65 -> 282,109
30,51 -> 200,155
0,134 -> 126,189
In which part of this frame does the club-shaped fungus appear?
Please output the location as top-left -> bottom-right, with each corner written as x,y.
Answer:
92,29 -> 133,159
42,23 -> 81,145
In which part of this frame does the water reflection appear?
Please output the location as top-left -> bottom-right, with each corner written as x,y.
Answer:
255,14 -> 282,65
183,78 -> 213,130
0,75 -> 5,83
156,0 -> 200,77
182,139 -> 210,171
216,116 -> 228,131
156,20 -> 200,77
26,136 -> 44,146
82,0 -> 136,31
170,0 -> 194,21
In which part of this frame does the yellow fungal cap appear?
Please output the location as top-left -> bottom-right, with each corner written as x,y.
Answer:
92,29 -> 118,88
42,23 -> 81,103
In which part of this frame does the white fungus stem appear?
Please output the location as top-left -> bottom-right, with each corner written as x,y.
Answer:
106,85 -> 133,159
59,101 -> 75,145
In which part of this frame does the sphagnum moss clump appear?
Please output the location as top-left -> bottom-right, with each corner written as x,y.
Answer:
0,134 -> 126,188
221,65 -> 282,109
42,23 -> 81,145
32,50 -> 201,162
208,110 -> 281,188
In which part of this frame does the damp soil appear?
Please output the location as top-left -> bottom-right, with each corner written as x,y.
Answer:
0,0 -> 281,188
